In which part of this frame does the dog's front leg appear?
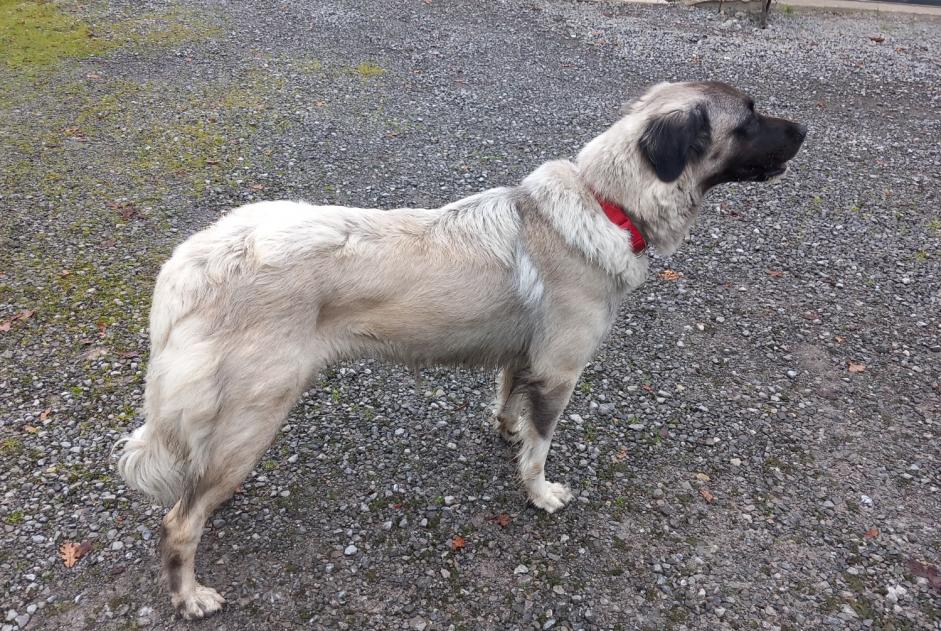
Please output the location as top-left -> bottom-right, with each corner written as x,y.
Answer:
517,373 -> 577,512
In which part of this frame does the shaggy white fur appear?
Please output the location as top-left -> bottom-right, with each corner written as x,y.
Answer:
114,80 -> 807,619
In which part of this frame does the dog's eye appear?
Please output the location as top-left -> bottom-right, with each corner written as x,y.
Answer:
734,117 -> 758,138
747,100 -> 755,112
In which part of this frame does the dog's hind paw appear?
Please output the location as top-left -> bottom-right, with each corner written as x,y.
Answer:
529,481 -> 573,513
491,415 -> 523,444
173,583 -> 225,620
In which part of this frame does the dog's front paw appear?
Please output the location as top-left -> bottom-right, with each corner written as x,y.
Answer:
528,481 -> 574,513
173,583 -> 225,620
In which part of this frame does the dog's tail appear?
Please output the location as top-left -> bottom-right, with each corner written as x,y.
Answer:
113,421 -> 186,507
114,241 -> 225,507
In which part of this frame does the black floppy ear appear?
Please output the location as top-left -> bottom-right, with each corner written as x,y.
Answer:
638,104 -> 711,182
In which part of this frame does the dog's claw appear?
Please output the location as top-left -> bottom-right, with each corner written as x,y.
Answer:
174,583 -> 225,620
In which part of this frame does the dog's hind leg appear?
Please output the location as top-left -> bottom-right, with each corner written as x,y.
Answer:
160,389 -> 302,619
517,372 -> 577,513
492,367 -> 526,444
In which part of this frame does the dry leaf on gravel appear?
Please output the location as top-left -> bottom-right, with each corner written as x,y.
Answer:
493,513 -> 511,528
59,541 -> 92,568
658,269 -> 682,281
83,347 -> 109,361
450,535 -> 465,551
767,269 -> 785,278
907,559 -> 941,592
0,310 -> 35,332
23,425 -> 38,434
864,527 -> 880,539
848,362 -> 866,373
699,487 -> 716,503
694,472 -> 711,483
40,408 -> 51,421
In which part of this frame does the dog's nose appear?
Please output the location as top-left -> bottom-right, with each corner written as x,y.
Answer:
795,123 -> 808,141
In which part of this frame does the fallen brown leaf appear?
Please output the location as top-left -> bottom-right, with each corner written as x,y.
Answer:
82,346 -> 109,361
658,269 -> 682,281
450,535 -> 465,552
868,34 -> 885,43
40,408 -> 51,421
699,487 -> 716,503
641,384 -> 654,393
694,472 -> 711,483
250,184 -> 267,191
614,447 -> 628,462
907,559 -> 941,592
848,361 -> 866,374
59,541 -> 92,568
0,310 -> 34,332
24,425 -> 38,434
493,513 -> 511,528
97,321 -> 108,337
767,269 -> 785,278
863,527 -> 880,539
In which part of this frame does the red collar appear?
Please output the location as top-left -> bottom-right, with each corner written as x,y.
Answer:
593,193 -> 647,254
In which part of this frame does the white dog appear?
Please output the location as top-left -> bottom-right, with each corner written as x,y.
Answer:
116,81 -> 806,618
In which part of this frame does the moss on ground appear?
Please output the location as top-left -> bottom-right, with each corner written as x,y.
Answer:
0,0 -> 113,69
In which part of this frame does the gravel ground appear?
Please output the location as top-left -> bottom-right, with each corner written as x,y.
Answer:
1,1 -> 940,629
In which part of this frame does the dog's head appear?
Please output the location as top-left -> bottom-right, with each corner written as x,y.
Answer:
630,81 -> 806,190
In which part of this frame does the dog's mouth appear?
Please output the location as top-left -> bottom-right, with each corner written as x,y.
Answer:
751,163 -> 787,181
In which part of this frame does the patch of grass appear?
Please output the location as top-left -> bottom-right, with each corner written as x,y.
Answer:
665,605 -> 689,624
295,58 -> 323,73
844,572 -> 866,593
5,510 -> 24,525
584,425 -> 598,442
1,437 -> 23,455
780,4 -> 795,14
352,61 -> 385,79
138,15 -> 222,46
0,0 -> 113,69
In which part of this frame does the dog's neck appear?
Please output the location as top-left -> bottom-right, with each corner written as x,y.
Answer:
575,118 -> 703,257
